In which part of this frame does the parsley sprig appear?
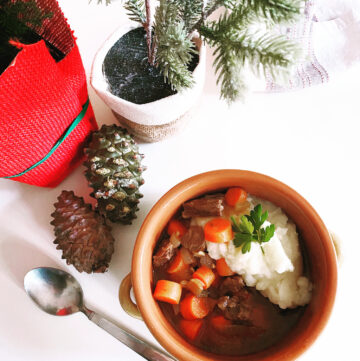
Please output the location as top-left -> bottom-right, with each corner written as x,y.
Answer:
231,204 -> 275,254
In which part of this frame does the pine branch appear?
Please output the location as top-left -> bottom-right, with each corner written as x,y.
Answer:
194,0 -> 302,35
154,0 -> 196,91
201,4 -> 301,102
205,0 -> 236,12
94,0 -> 146,24
189,0 -> 221,35
211,31 -> 299,101
173,0 -> 203,31
216,50 -> 247,103
200,5 -> 255,37
241,0 -> 303,23
189,0 -> 244,36
150,29 -> 157,64
144,0 -> 152,63
223,32 -> 298,76
123,0 -> 146,25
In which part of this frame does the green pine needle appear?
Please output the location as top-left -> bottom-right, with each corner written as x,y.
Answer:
95,0 -> 145,24
200,1 -> 302,102
154,0 -> 197,91
123,0 -> 146,24
205,0 -> 236,12
173,0 -> 203,31
243,0 -> 303,24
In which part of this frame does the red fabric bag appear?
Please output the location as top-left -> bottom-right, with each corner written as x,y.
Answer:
0,0 -> 98,187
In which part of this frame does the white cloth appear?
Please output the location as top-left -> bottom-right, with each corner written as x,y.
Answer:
266,0 -> 360,90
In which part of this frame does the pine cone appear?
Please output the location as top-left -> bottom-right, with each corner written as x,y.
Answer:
50,190 -> 115,273
84,124 -> 146,224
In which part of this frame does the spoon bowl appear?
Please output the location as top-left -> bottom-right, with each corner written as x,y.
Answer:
24,267 -> 83,316
24,267 -> 175,361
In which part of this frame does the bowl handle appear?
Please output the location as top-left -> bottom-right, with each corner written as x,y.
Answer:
119,273 -> 143,320
329,230 -> 343,266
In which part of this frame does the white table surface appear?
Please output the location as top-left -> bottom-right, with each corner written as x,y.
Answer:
1,1 -> 359,360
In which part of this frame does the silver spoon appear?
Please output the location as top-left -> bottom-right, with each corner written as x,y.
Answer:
24,267 -> 176,361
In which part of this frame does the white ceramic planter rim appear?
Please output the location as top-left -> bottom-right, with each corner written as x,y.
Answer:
90,24 -> 206,126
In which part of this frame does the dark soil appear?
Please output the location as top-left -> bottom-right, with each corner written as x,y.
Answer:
0,29 -> 65,75
103,27 -> 199,105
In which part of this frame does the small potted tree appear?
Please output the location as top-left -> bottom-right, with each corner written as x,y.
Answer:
91,0 -> 302,142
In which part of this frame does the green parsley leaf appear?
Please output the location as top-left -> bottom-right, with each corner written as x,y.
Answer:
238,215 -> 254,234
230,215 -> 242,233
261,210 -> 269,225
248,204 -> 267,230
242,241 -> 252,253
261,224 -> 275,243
233,232 -> 252,247
231,204 -> 276,254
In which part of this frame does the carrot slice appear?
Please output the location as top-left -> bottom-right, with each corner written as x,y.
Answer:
167,219 -> 187,237
216,258 -> 235,277
168,267 -> 192,283
225,187 -> 247,206
153,280 -> 182,305
204,218 -> 233,243
180,294 -> 212,320
186,278 -> 205,296
210,315 -> 232,331
179,319 -> 204,341
167,250 -> 188,274
192,266 -> 215,289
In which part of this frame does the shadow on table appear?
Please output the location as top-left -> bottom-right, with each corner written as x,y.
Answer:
0,238 -> 62,291
0,161 -> 96,234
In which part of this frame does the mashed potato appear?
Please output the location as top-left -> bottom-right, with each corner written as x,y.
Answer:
194,196 -> 312,309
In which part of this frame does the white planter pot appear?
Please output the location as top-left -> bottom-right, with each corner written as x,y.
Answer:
90,25 -> 206,142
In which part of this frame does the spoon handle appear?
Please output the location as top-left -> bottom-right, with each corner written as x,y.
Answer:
85,310 -> 177,361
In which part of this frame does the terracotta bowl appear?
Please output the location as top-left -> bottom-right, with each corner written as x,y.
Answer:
131,170 -> 338,361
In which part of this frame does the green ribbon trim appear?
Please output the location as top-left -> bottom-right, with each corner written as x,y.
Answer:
3,98 -> 90,179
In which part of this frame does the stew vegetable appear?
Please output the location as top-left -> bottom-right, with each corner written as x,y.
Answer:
152,188 -> 306,356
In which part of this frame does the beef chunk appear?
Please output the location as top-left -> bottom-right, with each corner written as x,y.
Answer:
217,295 -> 252,323
199,253 -> 216,269
182,195 -> 224,218
219,276 -> 246,296
153,239 -> 175,267
217,295 -> 230,310
181,226 -> 205,252
217,275 -> 252,323
207,285 -> 220,299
